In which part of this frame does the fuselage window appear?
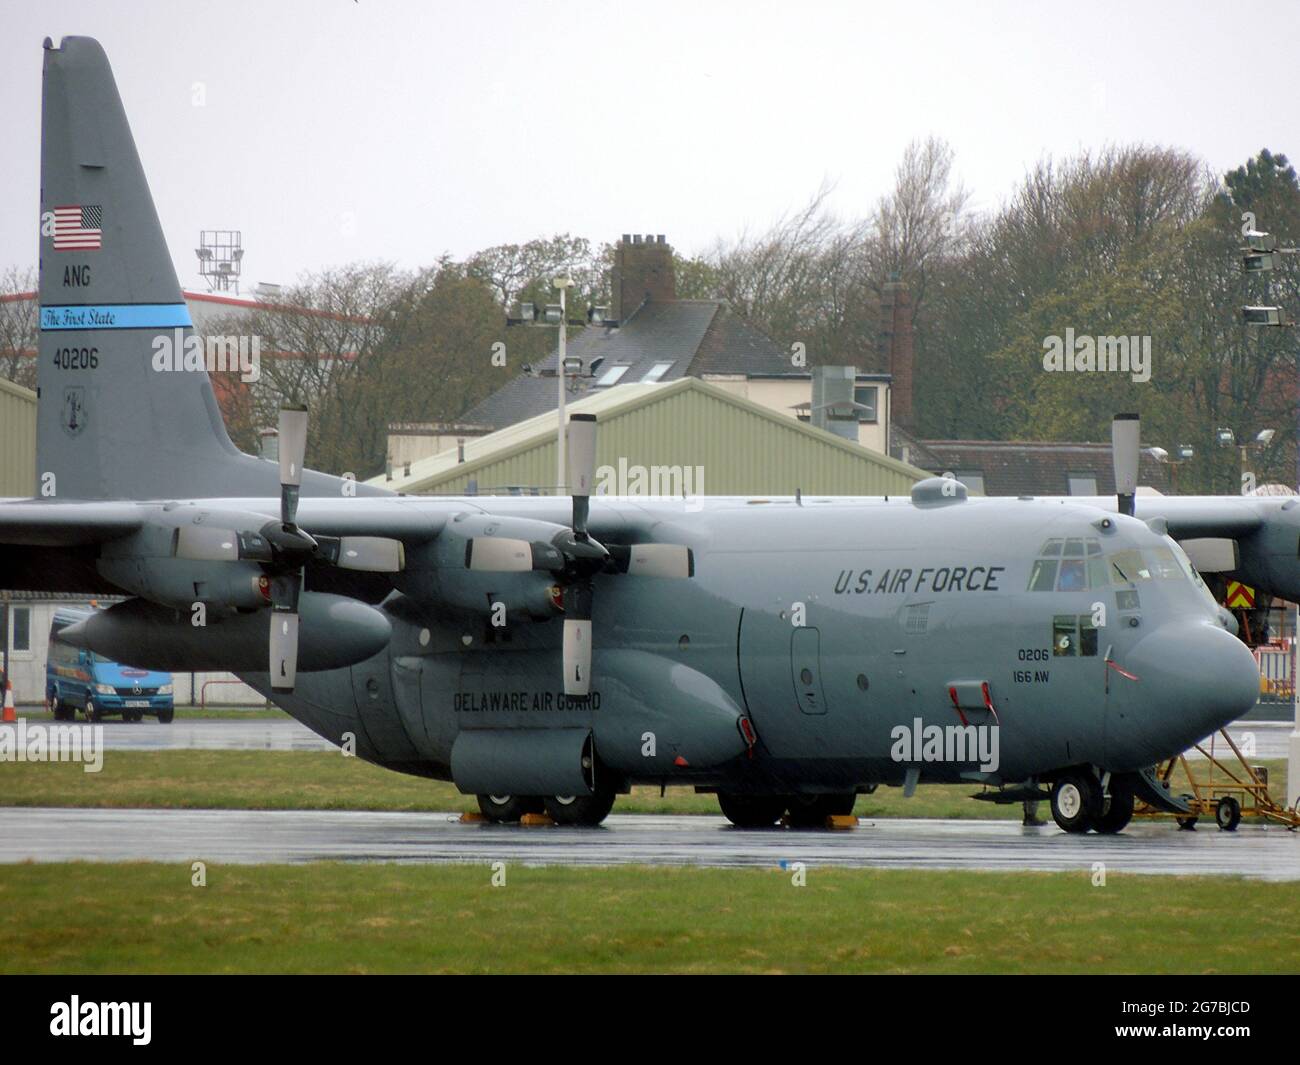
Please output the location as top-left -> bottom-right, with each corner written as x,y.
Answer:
1053,615 -> 1077,655
1053,615 -> 1099,657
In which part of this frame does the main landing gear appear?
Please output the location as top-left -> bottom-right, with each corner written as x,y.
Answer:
1049,770 -> 1134,834
717,792 -> 857,828
475,786 -> 617,827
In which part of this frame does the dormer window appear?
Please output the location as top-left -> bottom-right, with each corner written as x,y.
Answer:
642,361 -> 675,382
596,364 -> 630,386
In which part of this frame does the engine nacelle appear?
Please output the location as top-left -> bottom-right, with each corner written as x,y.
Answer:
398,512 -> 567,621
97,509 -> 274,610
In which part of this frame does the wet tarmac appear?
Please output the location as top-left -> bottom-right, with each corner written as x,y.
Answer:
18,716 -> 337,752
12,717 -> 1293,758
2,807 -> 1296,879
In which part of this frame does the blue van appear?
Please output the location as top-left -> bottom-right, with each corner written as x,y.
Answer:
46,608 -> 175,723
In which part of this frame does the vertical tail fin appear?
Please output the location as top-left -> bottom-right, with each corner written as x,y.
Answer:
38,36 -> 253,500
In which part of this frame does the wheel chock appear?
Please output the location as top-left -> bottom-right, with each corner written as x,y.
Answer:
826,815 -> 858,830
459,811 -> 488,824
520,812 -> 555,826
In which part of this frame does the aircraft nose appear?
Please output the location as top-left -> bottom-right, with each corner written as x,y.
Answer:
1108,622 -> 1260,769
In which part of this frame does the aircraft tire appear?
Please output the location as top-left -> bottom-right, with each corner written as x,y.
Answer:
476,794 -> 544,823
1092,782 -> 1135,834
1215,796 -> 1242,832
717,793 -> 787,828
544,788 -> 616,826
1050,773 -> 1100,834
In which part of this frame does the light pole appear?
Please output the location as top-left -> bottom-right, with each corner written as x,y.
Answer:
1238,222 -> 1300,809
553,276 -> 575,492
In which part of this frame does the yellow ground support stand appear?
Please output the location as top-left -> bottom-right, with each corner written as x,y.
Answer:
1133,728 -> 1300,830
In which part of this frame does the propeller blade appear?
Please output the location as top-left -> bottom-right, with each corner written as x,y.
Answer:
270,611 -> 300,693
317,536 -> 405,573
562,619 -> 592,696
566,413 -> 597,537
562,582 -> 593,697
466,537 -> 534,573
268,570 -> 302,693
1112,413 -> 1140,518
609,543 -> 695,579
278,404 -> 309,526
175,525 -> 240,561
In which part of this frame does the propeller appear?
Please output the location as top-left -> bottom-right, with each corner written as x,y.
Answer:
464,412 -> 694,698
1112,413 -> 1140,518
561,414 -> 600,696
269,405 -> 311,692
173,404 -> 405,693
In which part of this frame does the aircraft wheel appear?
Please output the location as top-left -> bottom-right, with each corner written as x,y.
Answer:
156,708 -> 174,724
1050,773 -> 1099,834
717,793 -> 786,828
1215,796 -> 1242,832
476,794 -> 543,823
544,788 -> 616,826
1176,816 -> 1198,831
1092,783 -> 1135,834
84,699 -> 100,723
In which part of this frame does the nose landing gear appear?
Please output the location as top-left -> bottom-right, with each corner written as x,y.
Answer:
1050,770 -> 1134,834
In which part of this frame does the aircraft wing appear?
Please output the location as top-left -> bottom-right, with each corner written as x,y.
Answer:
1132,495 -> 1269,540
0,499 -> 146,545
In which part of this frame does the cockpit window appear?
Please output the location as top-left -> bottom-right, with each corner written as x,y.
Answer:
1030,537 -> 1197,592
1057,559 -> 1087,591
1107,546 -> 1191,586
1029,537 -> 1104,591
1029,559 -> 1058,592
1108,549 -> 1149,583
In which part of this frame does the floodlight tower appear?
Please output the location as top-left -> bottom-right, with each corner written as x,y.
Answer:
195,230 -> 244,294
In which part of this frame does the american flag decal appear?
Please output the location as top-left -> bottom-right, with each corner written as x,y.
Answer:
52,204 -> 103,250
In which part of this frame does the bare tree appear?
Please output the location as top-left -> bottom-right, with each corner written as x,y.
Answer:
0,266 -> 38,388
868,137 -> 971,310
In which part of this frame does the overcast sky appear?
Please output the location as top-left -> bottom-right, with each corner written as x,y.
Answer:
3,0 -> 1297,294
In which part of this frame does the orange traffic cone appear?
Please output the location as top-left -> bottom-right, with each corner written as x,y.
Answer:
2,680 -> 16,723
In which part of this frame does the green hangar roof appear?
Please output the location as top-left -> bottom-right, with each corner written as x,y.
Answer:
370,376 -> 928,497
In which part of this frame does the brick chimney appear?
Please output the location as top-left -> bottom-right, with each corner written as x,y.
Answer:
611,234 -> 675,324
881,278 -> 914,429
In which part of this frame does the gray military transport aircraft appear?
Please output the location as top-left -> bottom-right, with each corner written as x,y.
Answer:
1,37 -> 1283,833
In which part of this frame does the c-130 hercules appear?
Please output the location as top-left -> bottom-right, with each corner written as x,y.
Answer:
3,37 -> 1279,833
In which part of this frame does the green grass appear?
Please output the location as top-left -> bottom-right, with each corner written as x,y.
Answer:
2,750 -> 1289,819
0,862 -> 1295,974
